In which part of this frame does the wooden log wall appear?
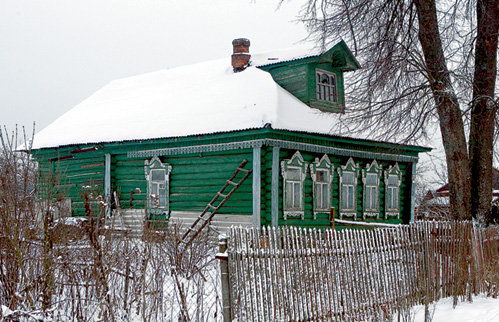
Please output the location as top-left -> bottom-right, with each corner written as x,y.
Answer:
226,222 -> 499,321
272,148 -> 409,227
113,149 -> 254,215
40,149 -> 105,216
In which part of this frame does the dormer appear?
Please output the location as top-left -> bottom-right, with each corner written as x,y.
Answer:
255,40 -> 360,113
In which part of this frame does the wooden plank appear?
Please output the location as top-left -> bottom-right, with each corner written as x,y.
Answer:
300,227 -> 313,319
271,146 -> 279,227
105,153 -> 111,217
252,147 -> 261,228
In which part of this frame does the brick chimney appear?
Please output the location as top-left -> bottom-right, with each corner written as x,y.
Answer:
232,38 -> 250,72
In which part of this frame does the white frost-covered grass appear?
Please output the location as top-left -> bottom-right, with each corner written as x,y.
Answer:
409,295 -> 499,321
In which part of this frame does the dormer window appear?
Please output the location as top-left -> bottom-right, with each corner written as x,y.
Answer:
316,69 -> 338,103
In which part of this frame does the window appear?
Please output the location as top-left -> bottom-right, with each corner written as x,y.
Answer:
316,69 -> 338,103
310,155 -> 334,218
144,156 -> 172,214
362,160 -> 382,219
385,163 -> 402,219
281,151 -> 308,220
338,158 -> 359,220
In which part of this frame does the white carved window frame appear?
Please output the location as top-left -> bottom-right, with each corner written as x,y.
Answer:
144,156 -> 172,215
310,154 -> 334,219
362,160 -> 382,220
281,151 -> 307,220
337,157 -> 359,220
384,163 -> 402,219
316,68 -> 338,103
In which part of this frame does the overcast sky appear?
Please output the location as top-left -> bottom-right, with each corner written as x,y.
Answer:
1,0 -> 309,134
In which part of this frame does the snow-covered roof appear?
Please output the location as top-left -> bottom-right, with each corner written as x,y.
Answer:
31,44 -> 379,150
251,43 -> 324,67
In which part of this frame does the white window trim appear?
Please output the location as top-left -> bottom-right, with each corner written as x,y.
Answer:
281,151 -> 308,220
362,160 -> 382,220
337,157 -> 360,220
384,163 -> 402,219
316,68 -> 338,103
144,156 -> 172,214
310,154 -> 334,219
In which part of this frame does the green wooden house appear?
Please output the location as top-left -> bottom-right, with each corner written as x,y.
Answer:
31,39 -> 429,231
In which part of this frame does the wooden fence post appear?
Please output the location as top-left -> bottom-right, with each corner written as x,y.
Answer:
216,235 -> 232,322
330,207 -> 335,230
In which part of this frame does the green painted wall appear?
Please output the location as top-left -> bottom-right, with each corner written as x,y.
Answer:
37,148 -> 106,216
33,128 -> 427,225
114,149 -> 253,214
263,63 -> 309,103
275,149 -> 411,228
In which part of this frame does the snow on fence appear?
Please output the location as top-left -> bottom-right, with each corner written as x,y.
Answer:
225,222 -> 499,321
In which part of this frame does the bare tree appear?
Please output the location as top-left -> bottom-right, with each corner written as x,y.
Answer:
0,125 -> 40,311
294,0 -> 498,223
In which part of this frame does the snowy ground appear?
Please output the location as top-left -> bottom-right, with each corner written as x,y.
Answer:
410,295 -> 499,321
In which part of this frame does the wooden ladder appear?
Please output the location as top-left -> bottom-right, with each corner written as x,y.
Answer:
180,159 -> 253,248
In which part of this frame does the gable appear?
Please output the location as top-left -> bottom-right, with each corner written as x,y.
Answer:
256,40 -> 360,113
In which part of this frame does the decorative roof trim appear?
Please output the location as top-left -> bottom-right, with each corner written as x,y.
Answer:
127,139 -> 418,162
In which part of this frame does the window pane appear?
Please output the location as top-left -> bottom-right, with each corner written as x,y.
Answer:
285,182 -> 293,208
388,174 -> 398,186
315,183 -> 328,210
342,186 -> 349,209
348,186 -> 354,209
151,184 -> 158,196
393,187 -> 399,208
366,188 -> 371,209
315,184 -> 322,209
366,173 -> 377,185
151,169 -> 165,182
387,187 -> 393,208
317,169 -> 329,182
293,182 -> 301,208
287,168 -> 301,181
159,187 -> 166,207
322,184 -> 329,209
321,73 -> 330,84
343,172 -> 354,184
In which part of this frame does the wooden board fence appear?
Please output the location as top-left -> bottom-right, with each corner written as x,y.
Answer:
225,222 -> 498,321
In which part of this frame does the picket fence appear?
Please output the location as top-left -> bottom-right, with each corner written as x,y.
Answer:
224,222 -> 499,321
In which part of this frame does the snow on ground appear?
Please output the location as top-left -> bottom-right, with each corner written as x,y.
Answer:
410,295 -> 499,321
